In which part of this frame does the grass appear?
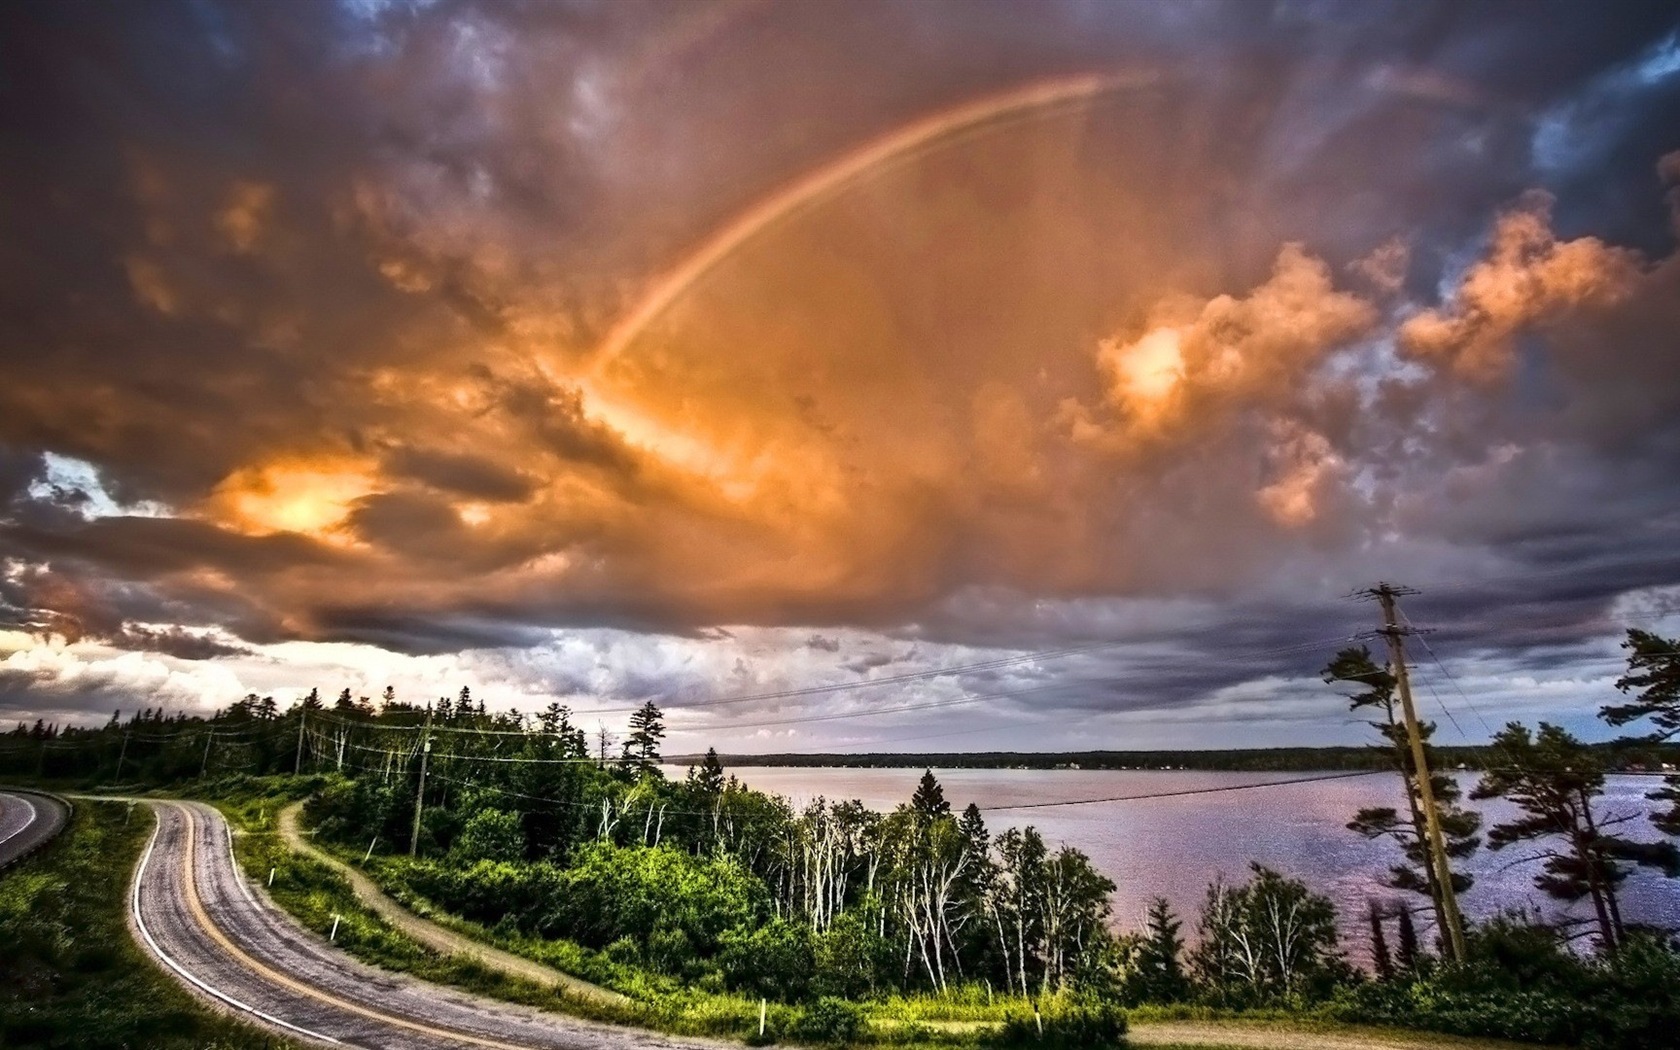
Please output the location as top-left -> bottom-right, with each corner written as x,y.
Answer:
0,796 -> 302,1050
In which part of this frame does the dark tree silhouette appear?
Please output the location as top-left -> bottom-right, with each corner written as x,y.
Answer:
910,769 -> 950,822
1473,721 -> 1680,953
1602,628 -> 1680,835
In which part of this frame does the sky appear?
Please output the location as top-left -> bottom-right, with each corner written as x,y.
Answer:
3,0 -> 1680,753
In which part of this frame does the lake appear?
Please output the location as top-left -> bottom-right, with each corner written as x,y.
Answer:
680,765 -> 1680,955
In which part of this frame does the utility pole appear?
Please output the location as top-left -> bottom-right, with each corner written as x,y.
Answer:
295,706 -> 307,776
114,729 -> 130,782
409,707 -> 434,857
201,728 -> 215,778
1367,582 -> 1467,963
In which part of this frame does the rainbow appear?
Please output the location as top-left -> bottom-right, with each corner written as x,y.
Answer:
591,70 -> 1159,370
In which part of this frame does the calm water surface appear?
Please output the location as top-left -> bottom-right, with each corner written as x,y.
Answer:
687,766 -> 1680,948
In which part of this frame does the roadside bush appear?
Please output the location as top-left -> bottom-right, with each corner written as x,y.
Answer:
539,842 -> 767,954
990,1003 -> 1128,1048
719,918 -> 813,1000
1329,917 -> 1680,1049
791,996 -> 864,1044
451,807 -> 525,864
812,909 -> 892,999
398,857 -> 565,929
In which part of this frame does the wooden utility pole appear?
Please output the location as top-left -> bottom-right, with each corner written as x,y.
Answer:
1369,582 -> 1467,963
114,729 -> 130,782
201,728 -> 215,778
409,708 -> 434,857
295,706 -> 307,775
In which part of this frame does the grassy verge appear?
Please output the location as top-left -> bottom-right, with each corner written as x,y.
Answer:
0,797 -> 302,1050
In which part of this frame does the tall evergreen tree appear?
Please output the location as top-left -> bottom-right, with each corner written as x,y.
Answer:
911,769 -> 951,822
694,747 -> 726,794
620,701 -> 665,775
1132,897 -> 1189,1001
1367,900 -> 1394,980
1602,628 -> 1680,835
1395,906 -> 1420,971
1473,721 -> 1680,953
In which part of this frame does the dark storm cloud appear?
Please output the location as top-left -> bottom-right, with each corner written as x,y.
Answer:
3,0 -> 1680,743
380,446 -> 536,502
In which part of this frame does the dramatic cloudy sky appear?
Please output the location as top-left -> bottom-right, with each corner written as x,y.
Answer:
3,0 -> 1680,752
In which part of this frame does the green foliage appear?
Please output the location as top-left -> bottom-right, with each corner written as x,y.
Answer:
541,842 -> 766,953
1605,628 -> 1680,835
1191,864 -> 1344,1005
789,996 -> 864,1044
989,1003 -> 1128,1049
1473,721 -> 1680,951
719,918 -> 813,1000
812,909 -> 893,999
0,802 -> 295,1050
1123,898 -> 1188,1004
452,807 -> 526,864
1331,916 -> 1680,1049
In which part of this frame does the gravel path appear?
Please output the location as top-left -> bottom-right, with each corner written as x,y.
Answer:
277,802 -> 626,1006
130,799 -> 724,1050
1127,1021 -> 1537,1050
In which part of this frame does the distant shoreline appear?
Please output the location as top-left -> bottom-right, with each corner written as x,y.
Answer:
669,742 -> 1680,774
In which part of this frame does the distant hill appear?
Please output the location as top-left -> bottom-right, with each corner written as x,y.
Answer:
668,742 -> 1680,773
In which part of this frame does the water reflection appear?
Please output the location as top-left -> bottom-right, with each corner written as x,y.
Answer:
683,766 -> 1680,952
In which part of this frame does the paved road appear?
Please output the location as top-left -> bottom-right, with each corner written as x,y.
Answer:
131,799 -> 1530,1050
130,799 -> 727,1050
0,788 -> 71,870
277,803 -> 625,1007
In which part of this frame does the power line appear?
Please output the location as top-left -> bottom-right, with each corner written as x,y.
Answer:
978,769 -> 1386,812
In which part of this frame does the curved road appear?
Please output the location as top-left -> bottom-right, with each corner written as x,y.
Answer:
0,788 -> 71,870
131,800 -> 1529,1050
131,799 -> 725,1050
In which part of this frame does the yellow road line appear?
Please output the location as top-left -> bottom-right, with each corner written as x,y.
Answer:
174,801 -> 555,1050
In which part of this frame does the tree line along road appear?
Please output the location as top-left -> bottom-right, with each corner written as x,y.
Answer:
115,798 -> 1538,1050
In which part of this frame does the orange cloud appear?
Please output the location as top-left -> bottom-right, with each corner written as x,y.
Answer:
1398,192 -> 1643,382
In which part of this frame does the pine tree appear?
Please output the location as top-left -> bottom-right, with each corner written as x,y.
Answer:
1368,900 -> 1394,980
694,747 -> 725,794
381,685 -> 396,711
334,688 -> 357,713
1473,721 -> 1680,953
1133,897 -> 1189,1001
300,687 -> 323,711
1395,906 -> 1420,971
910,769 -> 950,822
1602,628 -> 1680,835
957,802 -> 988,856
620,701 -> 665,775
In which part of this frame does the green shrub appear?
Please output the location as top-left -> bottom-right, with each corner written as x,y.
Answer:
719,918 -> 813,1000
791,996 -> 864,1044
990,1003 -> 1128,1048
